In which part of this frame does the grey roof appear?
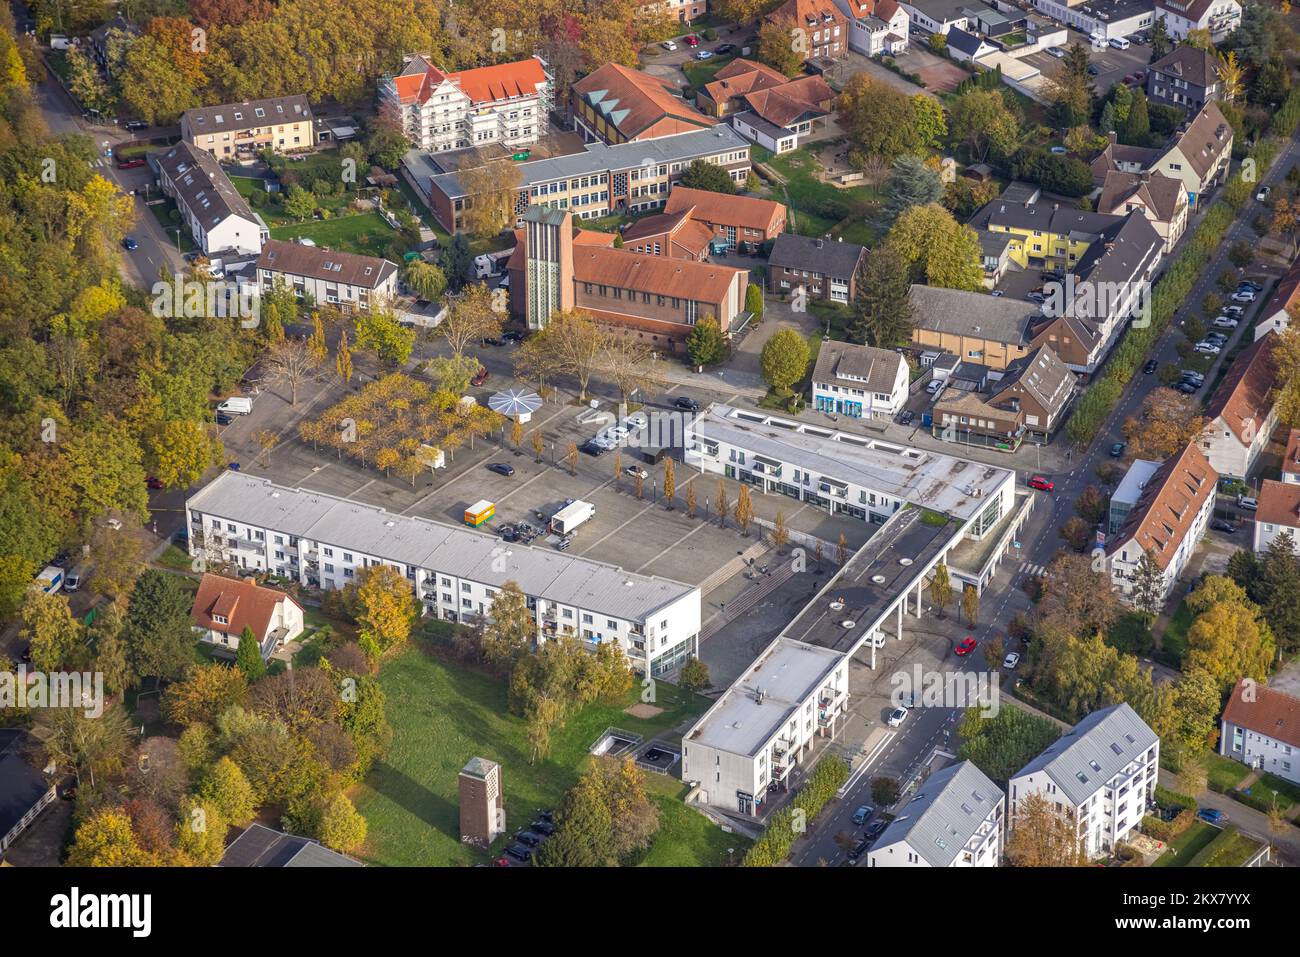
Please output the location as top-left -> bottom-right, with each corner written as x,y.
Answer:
183,95 -> 313,137
908,284 -> 1038,346
414,125 -> 750,199
969,200 -> 1122,239
812,340 -> 904,395
768,233 -> 866,280
1148,46 -> 1219,92
0,729 -> 51,843
687,637 -> 842,756
976,230 -> 1012,258
998,181 -> 1040,205
220,823 -> 361,867
186,472 -> 697,624
691,404 -> 1014,521
1112,458 -> 1161,508
907,0 -> 980,24
1073,212 -> 1162,287
994,345 -> 1075,416
872,760 -> 1002,866
461,756 -> 499,779
155,142 -> 258,231
1013,703 -> 1158,807
945,27 -> 985,57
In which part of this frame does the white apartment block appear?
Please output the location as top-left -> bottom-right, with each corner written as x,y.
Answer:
155,142 -> 269,257
185,472 -> 701,676
1221,679 -> 1300,787
1009,703 -> 1159,858
682,637 -> 847,817
1154,0 -> 1242,42
1198,333 -> 1279,480
867,760 -> 1004,867
380,55 -> 551,153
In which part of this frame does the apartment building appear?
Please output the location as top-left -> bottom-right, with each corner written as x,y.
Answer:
767,234 -> 867,304
184,472 -> 702,676
1096,170 -> 1189,253
1146,46 -> 1227,114
1255,259 -> 1300,341
409,125 -> 752,232
811,340 -> 909,419
572,64 -> 716,145
256,240 -> 399,314
1221,679 -> 1300,786
682,637 -> 848,817
181,95 -> 315,159
867,761 -> 1004,867
1199,332 -> 1280,479
1282,429 -> 1300,485
1029,0 -> 1155,39
1107,458 -> 1161,535
1009,703 -> 1160,858
190,572 -> 305,661
932,344 -> 1076,448
1154,0 -> 1242,42
380,55 -> 550,153
509,206 -> 750,351
1105,442 -> 1217,609
1254,480 -> 1300,555
1148,101 -> 1233,208
834,0 -> 910,56
764,0 -> 848,63
154,142 -> 269,257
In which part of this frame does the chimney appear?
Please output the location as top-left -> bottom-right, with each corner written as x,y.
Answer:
1140,171 -> 1150,183
1108,131 -> 1118,145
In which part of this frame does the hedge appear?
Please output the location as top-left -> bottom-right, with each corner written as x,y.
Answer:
1154,785 -> 1197,813
742,755 -> 850,866
1141,807 -> 1195,843
1184,824 -> 1248,867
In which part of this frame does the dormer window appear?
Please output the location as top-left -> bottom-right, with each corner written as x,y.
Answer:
213,614 -> 228,625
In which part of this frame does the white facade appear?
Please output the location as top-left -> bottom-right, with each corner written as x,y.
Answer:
185,472 -> 701,676
1108,489 -> 1213,604
1222,720 -> 1300,785
730,113 -> 801,154
1155,0 -> 1242,41
1221,684 -> 1300,786
867,761 -> 1004,867
1201,407 -> 1275,480
899,0 -> 969,34
1009,703 -> 1159,858
1031,0 -> 1153,38
811,359 -> 910,420
682,637 -> 847,817
835,1 -> 910,56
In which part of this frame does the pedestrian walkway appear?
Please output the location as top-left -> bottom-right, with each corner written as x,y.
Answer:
700,557 -> 795,642
1015,560 -> 1049,579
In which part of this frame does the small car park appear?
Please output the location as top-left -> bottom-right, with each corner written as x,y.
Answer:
487,463 -> 515,477
1212,316 -> 1238,329
1231,290 -> 1257,303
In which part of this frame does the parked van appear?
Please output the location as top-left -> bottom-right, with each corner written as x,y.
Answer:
63,565 -> 86,592
1109,36 -> 1130,50
33,565 -> 63,595
217,396 -> 253,415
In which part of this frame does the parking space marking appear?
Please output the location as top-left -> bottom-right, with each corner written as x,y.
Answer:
633,517 -> 710,573
577,499 -> 658,556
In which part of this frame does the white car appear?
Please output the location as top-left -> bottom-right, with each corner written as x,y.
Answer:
1238,496 -> 1258,511
1003,652 -> 1021,670
1194,342 -> 1221,355
695,50 -> 714,60
1223,305 -> 1246,318
1212,316 -> 1239,329
1046,46 -> 1066,58
1109,36 -> 1130,49
661,40 -> 677,51
624,465 -> 648,480
926,379 -> 943,394
1231,290 -> 1257,303
887,706 -> 908,728
1257,186 -> 1271,202
106,518 -> 123,530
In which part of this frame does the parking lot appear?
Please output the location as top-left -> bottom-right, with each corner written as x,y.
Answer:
1021,31 -> 1155,95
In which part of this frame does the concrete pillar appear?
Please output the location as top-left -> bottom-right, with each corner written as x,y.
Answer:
897,601 -> 903,641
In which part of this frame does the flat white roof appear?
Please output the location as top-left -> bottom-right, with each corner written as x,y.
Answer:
690,405 -> 1014,522
1112,459 -> 1161,507
687,637 -> 841,757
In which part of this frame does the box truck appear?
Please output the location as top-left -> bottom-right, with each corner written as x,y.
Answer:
550,500 -> 595,536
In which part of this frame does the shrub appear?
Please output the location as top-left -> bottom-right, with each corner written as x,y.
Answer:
743,756 -> 849,866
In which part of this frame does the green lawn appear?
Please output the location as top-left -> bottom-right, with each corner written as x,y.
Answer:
1205,751 -> 1250,793
637,775 -> 751,867
269,211 -> 397,258
1158,599 -> 1193,667
1152,820 -> 1218,867
683,54 -> 738,91
146,200 -> 196,252
752,147 -> 881,245
351,637 -> 718,866
1235,772 -> 1300,812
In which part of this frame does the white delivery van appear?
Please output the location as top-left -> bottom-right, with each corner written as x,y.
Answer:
33,565 -> 63,595
550,500 -> 595,535
217,396 -> 253,415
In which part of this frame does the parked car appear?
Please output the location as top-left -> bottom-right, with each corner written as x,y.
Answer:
487,463 -> 515,477
887,706 -> 908,728
674,396 -> 700,412
694,49 -> 714,60
1211,519 -> 1238,533
1256,186 -> 1272,202
121,236 -> 138,250
502,330 -> 524,344
1046,46 -> 1066,58
215,412 -> 233,426
1181,370 -> 1205,385
471,366 -> 489,386
1196,808 -> 1226,826
530,819 -> 556,836
1142,359 -> 1159,374
624,465 -> 648,480
1027,290 -> 1047,303
1109,442 -> 1126,458
555,536 -> 572,551
1237,281 -> 1263,293
1212,316 -> 1239,329
124,120 -> 149,132
1176,381 -> 1199,394
1194,342 -> 1221,355
925,379 -> 942,395
852,805 -> 874,825
898,409 -> 915,425
503,843 -> 533,862
848,837 -> 870,860
514,830 -> 543,848
1238,496 -> 1258,511
864,818 -> 888,842
580,439 -> 607,457
116,157 -> 146,169
226,462 -> 240,472
1231,290 -> 1257,303
716,42 -> 737,54
1109,36 -> 1130,49
684,34 -> 699,46
1087,64 -> 1100,76
660,39 -> 677,51
1028,475 -> 1054,491
1223,305 -> 1246,317
954,636 -> 978,656
1049,145 -> 1067,155
1003,652 -> 1021,669
146,475 -> 165,490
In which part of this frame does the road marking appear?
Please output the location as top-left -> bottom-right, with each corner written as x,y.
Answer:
577,499 -> 657,556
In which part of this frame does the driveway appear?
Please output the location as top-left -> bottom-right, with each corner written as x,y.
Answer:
840,50 -> 934,99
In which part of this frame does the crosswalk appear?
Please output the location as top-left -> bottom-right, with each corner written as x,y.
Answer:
1017,561 -> 1048,578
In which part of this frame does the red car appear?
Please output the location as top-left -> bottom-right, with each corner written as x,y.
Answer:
1028,475 -> 1054,492
955,636 -> 978,656
116,157 -> 146,169
146,476 -> 165,490
684,34 -> 699,46
471,367 -> 489,386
